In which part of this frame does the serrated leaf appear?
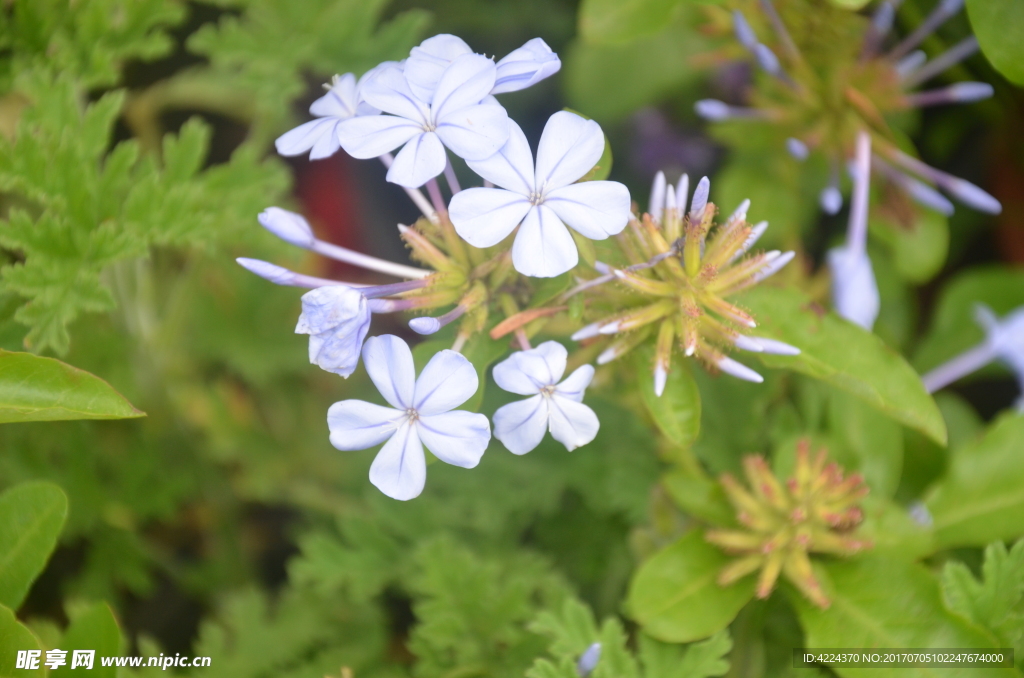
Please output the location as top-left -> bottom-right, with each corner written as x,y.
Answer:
635,349 -> 700,448
967,0 -> 1024,86
791,555 -> 1015,678
739,286 -> 946,445
51,602 -> 122,678
942,538 -> 1024,654
0,350 -> 143,422
0,481 -> 68,609
0,604 -> 44,678
926,412 -> 1024,548
639,630 -> 732,678
627,530 -> 756,643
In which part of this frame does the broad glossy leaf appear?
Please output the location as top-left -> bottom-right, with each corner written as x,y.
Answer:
627,530 -> 755,642
791,555 -> 1014,678
635,350 -> 700,449
826,390 -> 903,498
578,0 -> 682,45
0,481 -> 68,609
967,0 -> 1024,86
0,605 -> 43,678
0,351 -> 144,423
740,286 -> 946,444
52,602 -> 122,678
926,412 -> 1024,548
662,470 -> 735,527
857,497 -> 936,561
872,209 -> 948,284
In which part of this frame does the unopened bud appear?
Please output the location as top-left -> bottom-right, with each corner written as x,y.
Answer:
258,207 -> 315,248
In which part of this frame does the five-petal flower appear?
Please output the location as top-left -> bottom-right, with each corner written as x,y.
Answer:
336,54 -> 510,188
327,335 -> 491,500
448,111 -> 631,277
275,73 -> 380,160
492,341 -> 599,454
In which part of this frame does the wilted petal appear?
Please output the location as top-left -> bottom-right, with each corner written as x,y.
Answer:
414,349 -> 479,415
310,74 -> 358,118
828,245 -> 880,330
362,334 -> 417,409
435,103 -> 510,162
493,395 -> 548,454
416,411 -> 491,467
492,38 -> 561,94
554,364 -> 595,403
359,64 -> 430,123
449,188 -> 531,248
296,286 -> 371,377
327,400 -> 402,450
432,53 -> 497,120
547,395 -> 599,451
534,111 -> 605,190
275,118 -> 339,158
295,285 -> 364,334
369,423 -> 426,500
493,341 -> 568,394
336,115 -> 422,159
386,131 -> 447,188
512,204 -> 578,277
465,119 -> 534,195
544,181 -> 631,240
404,34 -> 474,102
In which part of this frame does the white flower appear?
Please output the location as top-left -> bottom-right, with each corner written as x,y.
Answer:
336,55 -> 510,188
275,73 -> 380,160
827,245 -> 880,331
448,111 -> 631,278
492,341 -> 599,454
295,286 -> 372,377
327,335 -> 491,500
403,34 -> 561,101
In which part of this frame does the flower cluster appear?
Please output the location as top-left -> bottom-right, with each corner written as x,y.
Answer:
568,174 -> 799,393
706,441 -> 872,608
697,0 -> 1001,331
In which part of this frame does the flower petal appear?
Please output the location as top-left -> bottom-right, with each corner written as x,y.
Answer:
404,34 -> 474,102
296,286 -> 371,377
414,349 -> 479,415
449,188 -> 531,248
359,64 -> 430,123
493,395 -> 549,454
547,395 -> 600,451
310,74 -> 358,118
492,38 -> 561,95
336,115 -> 422,159
512,203 -> 578,277
465,119 -> 534,195
554,364 -> 595,403
416,411 -> 491,468
295,285 -> 366,334
435,102 -> 510,162
369,422 -> 426,500
309,121 -> 342,160
275,118 -> 339,157
327,400 -> 403,450
386,131 -> 447,188
432,53 -> 497,120
492,341 -> 567,394
544,181 -> 631,240
534,111 -> 605,190
362,334 -> 416,409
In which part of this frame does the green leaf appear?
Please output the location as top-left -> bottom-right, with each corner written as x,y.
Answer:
0,604 -> 44,678
827,0 -> 871,9
528,598 -> 640,678
856,496 -> 936,561
967,0 -> 1024,86
0,481 -> 67,609
51,602 -> 122,678
635,350 -> 700,448
872,209 -> 949,284
942,538 -> 1024,659
662,470 -> 735,527
739,286 -> 946,445
627,530 -> 756,643
926,412 -> 1024,548
792,555 -> 1015,678
639,630 -> 732,678
0,350 -> 144,423
578,0 -> 683,45
826,390 -> 903,498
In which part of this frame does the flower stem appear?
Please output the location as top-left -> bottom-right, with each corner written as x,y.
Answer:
847,131 -> 871,258
443,155 -> 462,194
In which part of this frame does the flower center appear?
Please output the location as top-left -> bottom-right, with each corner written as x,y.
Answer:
405,408 -> 420,423
540,384 -> 556,397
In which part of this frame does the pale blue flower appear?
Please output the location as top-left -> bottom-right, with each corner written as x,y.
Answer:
295,286 -> 372,377
327,335 -> 491,500
449,111 -> 631,277
275,73 -> 380,160
492,341 -> 599,454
